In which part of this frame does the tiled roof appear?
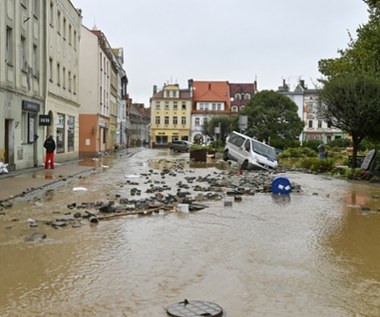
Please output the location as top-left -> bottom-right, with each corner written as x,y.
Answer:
152,89 -> 192,100
229,83 -> 257,95
192,81 -> 230,103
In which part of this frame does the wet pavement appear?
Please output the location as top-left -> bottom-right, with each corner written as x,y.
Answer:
1,148 -> 380,317
0,161 -> 96,202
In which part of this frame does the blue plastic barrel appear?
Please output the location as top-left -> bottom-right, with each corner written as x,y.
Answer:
271,176 -> 291,195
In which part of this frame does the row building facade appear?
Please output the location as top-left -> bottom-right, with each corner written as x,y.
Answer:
0,0 -> 81,171
0,1 -> 133,170
150,79 -> 257,147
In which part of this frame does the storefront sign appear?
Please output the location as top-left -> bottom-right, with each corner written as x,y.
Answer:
39,115 -> 51,126
22,100 -> 40,112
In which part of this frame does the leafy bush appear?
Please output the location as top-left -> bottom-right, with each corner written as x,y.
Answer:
359,139 -> 380,151
298,158 -> 335,173
278,147 -> 317,159
344,168 -> 373,180
302,140 -> 322,152
327,138 -> 352,148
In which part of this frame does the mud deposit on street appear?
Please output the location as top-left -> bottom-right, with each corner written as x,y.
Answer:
1,149 -> 380,317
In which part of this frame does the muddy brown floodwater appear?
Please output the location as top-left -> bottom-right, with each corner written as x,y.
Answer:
1,148 -> 380,317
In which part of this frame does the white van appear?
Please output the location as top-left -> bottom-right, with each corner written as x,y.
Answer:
223,131 -> 278,170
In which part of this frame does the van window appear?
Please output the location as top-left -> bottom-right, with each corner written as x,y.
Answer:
229,132 -> 246,147
252,140 -> 276,160
244,139 -> 251,152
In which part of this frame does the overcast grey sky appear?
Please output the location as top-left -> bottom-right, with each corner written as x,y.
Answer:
71,0 -> 369,106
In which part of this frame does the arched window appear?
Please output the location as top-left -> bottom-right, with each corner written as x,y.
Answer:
244,93 -> 251,100
234,93 -> 241,100
231,106 -> 238,112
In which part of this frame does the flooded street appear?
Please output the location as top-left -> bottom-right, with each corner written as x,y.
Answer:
1,148 -> 380,317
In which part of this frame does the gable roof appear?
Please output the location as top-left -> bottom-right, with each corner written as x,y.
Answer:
229,83 -> 257,95
192,81 -> 230,103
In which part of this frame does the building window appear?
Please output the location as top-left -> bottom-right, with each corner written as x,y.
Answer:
155,136 -> 168,145
318,120 -> 322,128
57,63 -> 61,86
73,30 -> 77,50
181,117 -> 186,125
49,1 -> 54,26
231,106 -> 238,112
195,117 -> 200,125
67,116 -> 75,152
73,75 -> 77,94
182,102 -> 186,110
63,18 -> 67,39
165,102 -> 169,110
235,93 -> 241,100
49,58 -> 53,81
56,113 -> 65,153
308,120 -> 313,128
164,116 -> 169,124
173,102 -> 178,110
62,67 -> 66,89
68,71 -> 72,92
57,11 -> 61,34
6,27 -> 14,66
68,24 -> 72,45
173,117 -> 178,125
327,121 -> 332,128
155,116 -> 160,124
32,44 -> 38,76
21,36 -> 27,71
155,102 -> 160,110
244,93 -> 251,100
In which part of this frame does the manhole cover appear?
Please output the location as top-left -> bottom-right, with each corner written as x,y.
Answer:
166,299 -> 224,317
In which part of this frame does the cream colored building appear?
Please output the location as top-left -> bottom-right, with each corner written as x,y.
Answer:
150,84 -> 192,148
78,26 -> 119,155
46,0 -> 81,161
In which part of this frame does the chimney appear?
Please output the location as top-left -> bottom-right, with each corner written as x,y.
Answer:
153,85 -> 157,96
188,79 -> 194,97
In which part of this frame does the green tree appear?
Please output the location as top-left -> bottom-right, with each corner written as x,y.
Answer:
241,90 -> 304,147
318,1 -> 380,77
318,73 -> 380,167
203,115 -> 238,144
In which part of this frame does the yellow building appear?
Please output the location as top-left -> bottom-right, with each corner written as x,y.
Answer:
150,84 -> 192,148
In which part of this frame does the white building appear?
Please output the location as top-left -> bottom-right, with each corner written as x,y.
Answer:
279,79 -> 345,144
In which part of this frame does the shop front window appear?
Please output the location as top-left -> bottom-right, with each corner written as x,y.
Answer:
56,113 -> 65,153
67,116 -> 74,152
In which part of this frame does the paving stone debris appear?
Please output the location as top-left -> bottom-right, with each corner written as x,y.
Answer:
1,156 -> 301,233
38,166 -> 297,229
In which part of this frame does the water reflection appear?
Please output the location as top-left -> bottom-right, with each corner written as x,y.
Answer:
271,193 -> 291,205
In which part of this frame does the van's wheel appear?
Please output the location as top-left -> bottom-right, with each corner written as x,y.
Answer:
223,150 -> 229,161
241,160 -> 249,170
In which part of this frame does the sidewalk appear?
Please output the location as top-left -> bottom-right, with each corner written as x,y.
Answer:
0,161 -> 97,202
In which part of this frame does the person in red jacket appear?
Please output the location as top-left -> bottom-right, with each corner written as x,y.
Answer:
43,135 -> 56,169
